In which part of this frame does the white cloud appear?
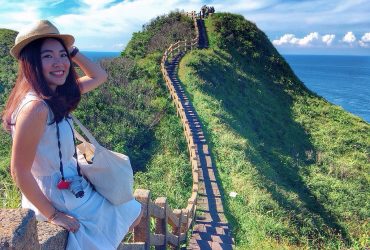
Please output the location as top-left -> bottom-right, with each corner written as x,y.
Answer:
50,0 -> 206,50
0,1 -> 42,30
359,40 -> 368,47
298,32 -> 319,46
273,32 -> 328,47
359,32 -> 370,47
115,43 -> 125,48
81,0 -> 117,10
216,0 -> 277,12
272,34 -> 296,46
1,0 -> 369,52
50,0 -> 65,7
342,31 -> 356,43
361,32 -> 370,42
322,34 -> 335,45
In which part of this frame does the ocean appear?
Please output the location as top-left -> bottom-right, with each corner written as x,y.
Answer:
284,55 -> 370,123
82,51 -> 120,62
83,51 -> 370,123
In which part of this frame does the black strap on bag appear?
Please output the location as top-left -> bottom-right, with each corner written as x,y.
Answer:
56,117 -> 82,180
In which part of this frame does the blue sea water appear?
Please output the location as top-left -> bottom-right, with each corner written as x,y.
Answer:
82,51 -> 120,62
283,55 -> 370,123
84,51 -> 370,123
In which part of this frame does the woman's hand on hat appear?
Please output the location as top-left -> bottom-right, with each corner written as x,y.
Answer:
49,210 -> 80,233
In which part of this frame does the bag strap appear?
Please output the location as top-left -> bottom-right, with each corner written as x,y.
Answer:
73,128 -> 88,144
56,122 -> 66,180
56,118 -> 82,179
70,114 -> 100,147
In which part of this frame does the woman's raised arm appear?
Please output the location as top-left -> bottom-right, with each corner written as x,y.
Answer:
70,49 -> 108,94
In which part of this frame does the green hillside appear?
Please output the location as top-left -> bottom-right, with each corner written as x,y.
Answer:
178,13 -> 369,249
1,11 -> 369,249
0,29 -> 18,207
0,12 -> 194,209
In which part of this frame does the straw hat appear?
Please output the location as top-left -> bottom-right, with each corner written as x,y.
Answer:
10,20 -> 74,59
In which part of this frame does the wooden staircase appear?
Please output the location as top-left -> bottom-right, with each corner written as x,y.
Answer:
196,19 -> 209,49
162,14 -> 234,249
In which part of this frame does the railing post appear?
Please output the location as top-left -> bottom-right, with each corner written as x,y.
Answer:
173,209 -> 183,249
181,208 -> 189,233
155,197 -> 167,250
158,11 -> 202,249
134,189 -> 151,249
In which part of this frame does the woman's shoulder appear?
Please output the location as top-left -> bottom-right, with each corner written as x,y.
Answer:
10,99 -> 49,137
17,99 -> 49,122
11,92 -> 49,126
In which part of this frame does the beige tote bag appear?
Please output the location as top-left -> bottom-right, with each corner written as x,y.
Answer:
71,115 -> 134,205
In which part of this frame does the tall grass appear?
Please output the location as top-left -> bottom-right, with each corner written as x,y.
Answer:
176,13 -> 369,249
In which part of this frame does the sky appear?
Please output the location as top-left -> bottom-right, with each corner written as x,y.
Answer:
1,0 -> 370,55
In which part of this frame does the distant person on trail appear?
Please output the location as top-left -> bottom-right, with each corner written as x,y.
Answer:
201,5 -> 207,18
205,6 -> 209,18
2,20 -> 142,249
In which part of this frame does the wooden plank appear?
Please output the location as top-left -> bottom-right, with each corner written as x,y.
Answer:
186,203 -> 195,216
167,210 -> 180,227
190,149 -> 197,160
150,233 -> 165,246
192,159 -> 198,169
154,197 -> 167,249
192,183 -> 199,192
133,189 -> 151,247
172,209 -> 182,246
189,192 -> 197,204
150,202 -> 165,219
167,233 -> 179,246
182,209 -> 189,229
192,172 -> 199,185
179,232 -> 187,242
118,242 -> 146,250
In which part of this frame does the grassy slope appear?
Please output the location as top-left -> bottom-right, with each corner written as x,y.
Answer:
178,13 -> 369,249
0,29 -> 19,208
0,12 -> 194,209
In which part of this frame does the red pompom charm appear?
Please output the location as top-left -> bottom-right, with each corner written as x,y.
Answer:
57,180 -> 70,189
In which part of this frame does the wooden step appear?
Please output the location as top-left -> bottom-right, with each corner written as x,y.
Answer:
187,239 -> 233,250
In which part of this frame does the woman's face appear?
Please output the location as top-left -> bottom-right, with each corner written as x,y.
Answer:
40,38 -> 70,92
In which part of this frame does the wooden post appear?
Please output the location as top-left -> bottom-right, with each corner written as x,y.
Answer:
134,189 -> 151,249
155,197 -> 167,250
173,209 -> 183,249
181,208 -> 189,237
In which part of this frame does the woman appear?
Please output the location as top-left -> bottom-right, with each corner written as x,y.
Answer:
2,20 -> 142,249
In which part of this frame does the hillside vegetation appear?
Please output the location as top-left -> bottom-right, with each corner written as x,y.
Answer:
0,29 -> 18,207
0,12 -> 194,209
178,13 -> 369,249
1,11 -> 369,249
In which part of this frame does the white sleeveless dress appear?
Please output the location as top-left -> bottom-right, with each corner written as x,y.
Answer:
11,92 -> 141,250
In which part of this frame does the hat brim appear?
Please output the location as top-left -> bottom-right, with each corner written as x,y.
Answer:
10,34 -> 75,59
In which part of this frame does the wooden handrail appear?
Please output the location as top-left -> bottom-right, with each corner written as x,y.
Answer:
120,10 -> 201,249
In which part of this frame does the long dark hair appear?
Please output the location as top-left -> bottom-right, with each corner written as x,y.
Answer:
2,37 -> 81,131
